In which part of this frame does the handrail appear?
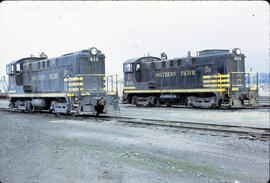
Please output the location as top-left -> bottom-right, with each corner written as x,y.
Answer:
217,73 -> 222,96
65,74 -> 119,95
75,74 -> 105,77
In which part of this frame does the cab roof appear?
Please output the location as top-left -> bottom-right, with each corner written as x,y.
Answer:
7,57 -> 45,66
123,56 -> 161,64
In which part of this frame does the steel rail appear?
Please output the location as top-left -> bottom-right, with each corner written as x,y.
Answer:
0,107 -> 269,140
115,118 -> 270,139
106,115 -> 269,131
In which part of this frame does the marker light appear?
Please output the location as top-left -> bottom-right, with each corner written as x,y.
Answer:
90,47 -> 98,55
233,48 -> 241,55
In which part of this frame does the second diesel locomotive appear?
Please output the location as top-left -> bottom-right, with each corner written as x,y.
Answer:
7,47 -> 119,115
122,48 -> 259,108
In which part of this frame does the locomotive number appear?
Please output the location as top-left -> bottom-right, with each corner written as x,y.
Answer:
180,70 -> 196,76
126,81 -> 134,86
234,56 -> 241,61
90,57 -> 99,62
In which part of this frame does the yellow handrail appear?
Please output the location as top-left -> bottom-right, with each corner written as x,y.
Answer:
217,73 -> 222,96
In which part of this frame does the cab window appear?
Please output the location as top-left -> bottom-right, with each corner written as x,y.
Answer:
124,64 -> 133,72
135,63 -> 141,71
6,65 -> 14,74
16,64 -> 22,72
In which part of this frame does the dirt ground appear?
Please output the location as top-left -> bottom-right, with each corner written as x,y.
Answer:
0,110 -> 269,183
116,104 -> 269,128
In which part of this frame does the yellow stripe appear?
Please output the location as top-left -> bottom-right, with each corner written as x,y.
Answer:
76,74 -> 105,77
124,86 -> 136,89
68,88 -> 84,91
81,92 -> 91,96
107,92 -> 116,95
232,88 -> 239,91
232,84 -> 244,87
124,88 -> 226,93
203,79 -> 230,83
203,84 -> 230,87
67,93 -> 74,96
64,77 -> 83,81
8,90 -> 16,93
203,74 -> 230,79
68,82 -> 83,86
9,93 -> 67,97
250,87 -> 257,91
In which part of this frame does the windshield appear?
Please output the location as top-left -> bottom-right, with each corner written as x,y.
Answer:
123,64 -> 133,72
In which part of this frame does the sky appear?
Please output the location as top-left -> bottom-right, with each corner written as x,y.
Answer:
0,1 -> 269,79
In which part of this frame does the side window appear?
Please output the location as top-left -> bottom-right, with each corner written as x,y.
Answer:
23,64 -> 27,71
192,58 -> 197,66
38,62 -> 41,70
162,61 -> 166,68
55,59 -> 59,67
42,61 -> 45,68
16,64 -> 21,72
29,63 -> 32,71
47,60 -> 50,68
151,62 -> 155,68
170,60 -> 174,67
135,63 -> 141,71
178,59 -> 182,67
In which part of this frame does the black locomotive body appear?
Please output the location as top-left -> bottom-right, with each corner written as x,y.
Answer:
7,47 -> 119,115
122,48 -> 259,108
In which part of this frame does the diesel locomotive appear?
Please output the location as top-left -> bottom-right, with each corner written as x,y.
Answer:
122,48 -> 259,108
6,47 -> 119,115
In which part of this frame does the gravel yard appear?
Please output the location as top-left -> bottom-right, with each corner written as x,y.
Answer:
0,110 -> 269,183
116,104 -> 270,128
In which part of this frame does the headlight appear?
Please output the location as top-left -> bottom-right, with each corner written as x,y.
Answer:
90,47 -> 98,55
233,48 -> 241,55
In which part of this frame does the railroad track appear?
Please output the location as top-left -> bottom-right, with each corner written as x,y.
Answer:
258,96 -> 270,106
1,107 -> 269,141
108,116 -> 270,141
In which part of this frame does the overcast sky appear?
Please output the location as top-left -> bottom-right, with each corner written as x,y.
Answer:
0,1 -> 269,79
